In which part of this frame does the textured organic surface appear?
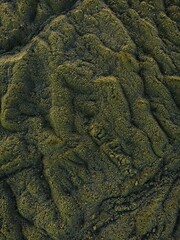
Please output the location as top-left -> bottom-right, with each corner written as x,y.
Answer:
0,0 -> 180,239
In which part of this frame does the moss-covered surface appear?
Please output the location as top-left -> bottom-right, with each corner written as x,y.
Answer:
0,0 -> 180,239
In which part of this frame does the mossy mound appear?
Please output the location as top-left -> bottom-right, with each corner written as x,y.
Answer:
0,0 -> 180,239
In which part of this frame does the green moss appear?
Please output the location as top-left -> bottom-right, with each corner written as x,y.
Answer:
0,0 -> 179,239
16,0 -> 38,22
45,0 -> 76,13
165,76 -> 180,107
167,5 -> 180,22
0,182 -> 23,239
105,0 -> 128,12
156,12 -> 180,46
0,0 -> 76,53
1,59 -> 33,131
121,9 -> 176,74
